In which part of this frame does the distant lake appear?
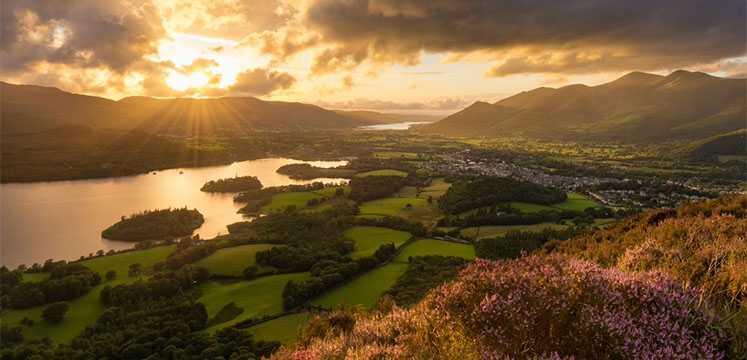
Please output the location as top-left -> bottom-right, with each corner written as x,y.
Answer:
0,158 -> 347,268
357,121 -> 432,130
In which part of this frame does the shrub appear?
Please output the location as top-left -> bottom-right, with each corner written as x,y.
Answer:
274,256 -> 730,359
42,302 -> 70,323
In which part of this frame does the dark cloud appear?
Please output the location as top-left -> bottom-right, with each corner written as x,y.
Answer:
1,0 -> 166,74
305,0 -> 747,75
228,68 -> 296,96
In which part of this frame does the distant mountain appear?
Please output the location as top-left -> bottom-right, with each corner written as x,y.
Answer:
0,82 -> 392,134
423,71 -> 746,142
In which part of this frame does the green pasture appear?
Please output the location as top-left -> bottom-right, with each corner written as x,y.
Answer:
550,193 -> 599,211
356,169 -> 408,177
3,245 -> 175,343
460,222 -> 570,240
393,239 -> 475,263
310,263 -> 408,309
344,226 -> 411,259
194,244 -> 275,276
417,178 -> 451,199
359,197 -> 443,228
197,272 -> 310,331
248,313 -> 311,346
373,152 -> 419,159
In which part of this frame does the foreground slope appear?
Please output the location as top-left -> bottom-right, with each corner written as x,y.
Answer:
274,196 -> 745,359
424,70 -> 746,141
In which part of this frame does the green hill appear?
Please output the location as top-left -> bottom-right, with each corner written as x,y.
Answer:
0,82 -> 397,134
423,70 -> 746,142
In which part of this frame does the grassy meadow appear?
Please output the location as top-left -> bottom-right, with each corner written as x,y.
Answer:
197,272 -> 310,331
194,244 -> 275,276
2,245 -> 175,343
344,226 -> 412,259
394,239 -> 475,262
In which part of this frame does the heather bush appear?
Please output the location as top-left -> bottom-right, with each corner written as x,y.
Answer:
273,256 -> 730,359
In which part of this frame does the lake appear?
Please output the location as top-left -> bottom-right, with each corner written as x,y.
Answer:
0,158 -> 347,268
357,121 -> 432,130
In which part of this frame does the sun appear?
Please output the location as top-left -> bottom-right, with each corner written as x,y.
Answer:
165,71 -> 210,91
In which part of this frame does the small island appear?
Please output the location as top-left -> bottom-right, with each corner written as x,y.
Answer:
201,175 -> 262,192
276,163 -> 355,180
101,207 -> 204,241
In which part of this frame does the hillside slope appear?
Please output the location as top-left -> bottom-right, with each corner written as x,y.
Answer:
0,82 -> 390,134
273,196 -> 745,359
424,70 -> 746,142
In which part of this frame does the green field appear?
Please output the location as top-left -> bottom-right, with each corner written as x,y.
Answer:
310,263 -> 408,309
2,245 -> 175,343
197,272 -> 310,331
461,222 -> 570,240
393,239 -> 475,263
262,192 -> 324,213
417,178 -> 451,199
374,152 -> 419,159
194,244 -> 275,276
356,169 -> 408,177
262,186 -> 349,213
248,313 -> 311,346
359,197 -> 443,227
21,272 -> 50,282
550,193 -> 599,211
344,226 -> 411,259
510,202 -> 558,212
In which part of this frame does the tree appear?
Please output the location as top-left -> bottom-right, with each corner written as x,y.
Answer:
128,263 -> 141,277
242,266 -> 258,279
105,270 -> 117,281
42,302 -> 69,323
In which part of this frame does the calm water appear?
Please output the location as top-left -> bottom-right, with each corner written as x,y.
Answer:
357,121 -> 431,130
0,158 -> 347,268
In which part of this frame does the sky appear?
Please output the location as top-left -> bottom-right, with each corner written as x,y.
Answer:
1,0 -> 745,114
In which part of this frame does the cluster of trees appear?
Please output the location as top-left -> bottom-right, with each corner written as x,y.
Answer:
438,177 -> 567,214
101,207 -> 204,241
438,204 -> 618,228
164,236 -> 218,270
1,263 -> 101,309
200,175 -> 262,192
384,255 -> 467,307
1,267 -> 278,359
349,175 -> 406,202
282,243 -> 397,310
475,227 -> 586,260
276,163 -> 355,179
100,265 -> 209,307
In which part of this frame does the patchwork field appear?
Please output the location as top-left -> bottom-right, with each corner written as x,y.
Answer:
248,313 -> 311,346
373,152 -> 419,159
194,244 -> 275,276
550,193 -> 599,211
198,272 -> 310,331
460,222 -> 570,240
344,226 -> 412,259
393,239 -> 475,263
356,169 -> 408,177
310,263 -> 408,309
417,178 -> 451,199
2,245 -> 176,343
359,197 -> 443,228
261,186 -> 349,214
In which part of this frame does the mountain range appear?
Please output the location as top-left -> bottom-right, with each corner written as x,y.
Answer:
423,70 -> 746,142
0,82 -> 402,134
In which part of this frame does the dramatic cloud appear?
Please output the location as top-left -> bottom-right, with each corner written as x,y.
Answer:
155,0 -> 296,41
228,67 -> 296,96
305,0 -> 747,75
1,0 -> 166,73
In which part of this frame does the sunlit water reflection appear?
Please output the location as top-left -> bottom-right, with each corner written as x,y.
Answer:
0,158 -> 347,268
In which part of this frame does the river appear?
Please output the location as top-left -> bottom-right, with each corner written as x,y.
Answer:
0,158 -> 347,268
